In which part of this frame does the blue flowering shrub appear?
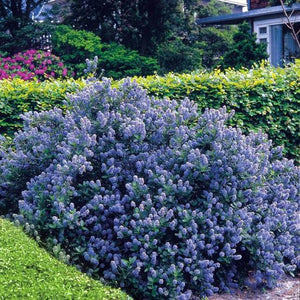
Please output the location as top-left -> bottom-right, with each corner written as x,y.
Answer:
0,79 -> 299,299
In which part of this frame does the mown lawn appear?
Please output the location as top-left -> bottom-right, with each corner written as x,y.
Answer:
0,218 -> 131,300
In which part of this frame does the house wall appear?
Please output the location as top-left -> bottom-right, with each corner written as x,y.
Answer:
254,15 -> 300,65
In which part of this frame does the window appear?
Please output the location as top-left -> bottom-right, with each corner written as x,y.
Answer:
283,22 -> 300,63
259,38 -> 267,43
259,27 -> 267,34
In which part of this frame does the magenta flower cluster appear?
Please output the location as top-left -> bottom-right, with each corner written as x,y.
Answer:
0,49 -> 72,81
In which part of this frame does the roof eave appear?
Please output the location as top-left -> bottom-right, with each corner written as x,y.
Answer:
196,3 -> 300,26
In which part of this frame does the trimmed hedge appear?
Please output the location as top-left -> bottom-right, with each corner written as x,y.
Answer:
0,62 -> 299,163
132,62 -> 300,163
0,218 -> 131,299
0,78 -> 85,135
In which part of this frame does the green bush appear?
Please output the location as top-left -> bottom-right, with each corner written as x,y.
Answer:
51,25 -> 159,79
0,77 -> 85,135
0,218 -> 131,299
132,62 -> 300,163
221,22 -> 268,69
156,38 -> 203,74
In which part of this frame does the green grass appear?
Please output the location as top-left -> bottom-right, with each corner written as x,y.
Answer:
0,218 -> 131,299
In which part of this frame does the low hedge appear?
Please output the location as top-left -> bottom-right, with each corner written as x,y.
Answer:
0,78 -> 85,135
0,218 -> 131,299
133,62 -> 300,163
0,62 -> 299,163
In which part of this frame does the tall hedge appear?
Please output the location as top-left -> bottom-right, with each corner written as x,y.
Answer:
0,78 -> 85,135
133,62 -> 300,163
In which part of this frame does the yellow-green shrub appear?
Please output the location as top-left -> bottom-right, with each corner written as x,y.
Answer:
0,78 -> 85,135
132,62 -> 300,163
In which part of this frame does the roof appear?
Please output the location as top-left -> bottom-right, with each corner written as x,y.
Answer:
196,3 -> 300,25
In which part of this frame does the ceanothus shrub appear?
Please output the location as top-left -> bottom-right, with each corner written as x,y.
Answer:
0,79 -> 299,299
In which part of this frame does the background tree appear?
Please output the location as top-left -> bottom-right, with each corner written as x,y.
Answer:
51,25 -> 159,79
0,0 -> 49,54
66,0 -> 239,72
0,0 -> 46,34
196,0 -> 237,68
67,0 -> 182,56
0,22 -> 53,54
221,22 -> 268,69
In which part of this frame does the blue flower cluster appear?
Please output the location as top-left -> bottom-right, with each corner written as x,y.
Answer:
1,79 -> 299,299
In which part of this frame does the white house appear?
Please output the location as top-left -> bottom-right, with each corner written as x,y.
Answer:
197,1 -> 300,66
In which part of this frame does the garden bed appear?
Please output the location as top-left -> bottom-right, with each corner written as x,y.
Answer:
206,275 -> 299,299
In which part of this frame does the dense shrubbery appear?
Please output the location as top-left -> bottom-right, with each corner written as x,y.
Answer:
156,38 -> 203,74
133,62 -> 300,163
220,22 -> 268,70
1,79 -> 299,299
0,50 -> 72,81
51,25 -> 159,79
0,77 -> 85,135
1,62 -> 299,163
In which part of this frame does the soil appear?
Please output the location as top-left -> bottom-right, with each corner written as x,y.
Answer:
207,275 -> 300,300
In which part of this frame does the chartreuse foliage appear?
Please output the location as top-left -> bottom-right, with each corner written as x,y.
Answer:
1,79 -> 299,299
51,25 -> 159,79
132,62 -> 300,163
0,218 -> 131,299
0,77 -> 85,135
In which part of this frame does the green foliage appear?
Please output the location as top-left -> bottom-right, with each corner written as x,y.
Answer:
132,62 -> 300,163
51,25 -> 102,77
196,0 -> 233,18
0,218 -> 131,299
221,22 -> 268,69
0,22 -> 54,55
67,0 -> 182,56
270,0 -> 297,5
60,1 -> 237,72
0,77 -> 85,135
98,43 -> 159,79
198,26 -> 236,69
51,25 -> 159,79
173,0 -> 237,70
156,38 -> 203,73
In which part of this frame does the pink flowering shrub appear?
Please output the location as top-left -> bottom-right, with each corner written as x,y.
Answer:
0,50 -> 72,81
